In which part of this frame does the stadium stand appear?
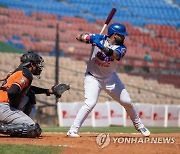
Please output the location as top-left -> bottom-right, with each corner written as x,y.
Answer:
0,2 -> 179,68
0,9 -> 179,68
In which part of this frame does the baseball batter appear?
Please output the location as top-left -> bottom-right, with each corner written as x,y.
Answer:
67,23 -> 150,137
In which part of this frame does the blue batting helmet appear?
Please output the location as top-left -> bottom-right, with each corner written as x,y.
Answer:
107,23 -> 128,37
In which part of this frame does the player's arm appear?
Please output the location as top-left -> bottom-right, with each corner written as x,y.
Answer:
103,46 -> 127,60
7,69 -> 32,108
78,34 -> 121,60
114,46 -> 127,60
111,50 -> 121,60
76,33 -> 91,43
7,84 -> 21,108
76,33 -> 123,60
76,33 -> 104,44
30,86 -> 53,96
30,84 -> 70,98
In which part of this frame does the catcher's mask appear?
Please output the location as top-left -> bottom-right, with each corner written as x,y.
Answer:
20,51 -> 44,76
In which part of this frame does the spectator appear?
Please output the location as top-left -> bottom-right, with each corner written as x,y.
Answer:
143,51 -> 152,73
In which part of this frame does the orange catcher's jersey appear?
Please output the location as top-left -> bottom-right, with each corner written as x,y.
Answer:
0,70 -> 31,103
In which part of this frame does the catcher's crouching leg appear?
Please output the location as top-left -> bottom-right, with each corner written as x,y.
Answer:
0,123 -> 42,138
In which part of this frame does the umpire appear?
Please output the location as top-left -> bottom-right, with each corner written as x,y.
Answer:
0,51 -> 69,138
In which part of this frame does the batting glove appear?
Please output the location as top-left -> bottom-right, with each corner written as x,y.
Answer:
90,34 -> 105,50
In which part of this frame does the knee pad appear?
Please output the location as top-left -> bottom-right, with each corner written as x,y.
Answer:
120,89 -> 132,105
0,123 -> 41,138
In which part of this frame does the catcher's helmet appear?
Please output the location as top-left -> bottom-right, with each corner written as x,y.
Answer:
107,23 -> 128,37
20,51 -> 44,75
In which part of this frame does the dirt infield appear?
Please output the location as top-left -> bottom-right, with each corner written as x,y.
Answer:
0,133 -> 179,154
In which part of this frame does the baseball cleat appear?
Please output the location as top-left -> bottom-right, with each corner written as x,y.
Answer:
138,127 -> 150,137
67,131 -> 80,138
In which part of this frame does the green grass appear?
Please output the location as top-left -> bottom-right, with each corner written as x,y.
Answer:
0,41 -> 23,53
0,144 -> 65,154
42,126 -> 180,134
0,5 -> 7,8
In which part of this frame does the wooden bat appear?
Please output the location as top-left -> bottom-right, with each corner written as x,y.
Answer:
100,8 -> 117,34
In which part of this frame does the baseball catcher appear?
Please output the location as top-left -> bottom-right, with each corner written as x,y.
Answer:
0,51 -> 70,138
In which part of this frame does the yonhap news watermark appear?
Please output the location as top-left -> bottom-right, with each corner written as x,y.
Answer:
96,133 -> 176,148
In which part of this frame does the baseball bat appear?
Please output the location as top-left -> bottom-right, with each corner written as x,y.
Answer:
100,8 -> 117,34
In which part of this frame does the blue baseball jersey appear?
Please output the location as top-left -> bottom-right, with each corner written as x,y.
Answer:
86,34 -> 127,80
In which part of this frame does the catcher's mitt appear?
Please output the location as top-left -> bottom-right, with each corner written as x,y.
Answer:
52,83 -> 70,98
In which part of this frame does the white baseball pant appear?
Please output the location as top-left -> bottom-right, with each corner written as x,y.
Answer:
70,72 -> 142,132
